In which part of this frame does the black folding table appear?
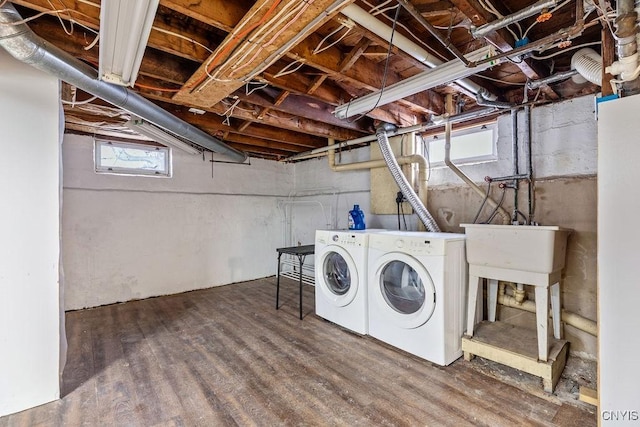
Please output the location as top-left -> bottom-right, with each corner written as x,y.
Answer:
275,244 -> 315,319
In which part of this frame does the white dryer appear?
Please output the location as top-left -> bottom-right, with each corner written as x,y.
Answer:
367,231 -> 467,366
315,229 -> 379,334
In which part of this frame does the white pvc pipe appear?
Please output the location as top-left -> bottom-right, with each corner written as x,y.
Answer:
497,294 -> 597,337
341,4 -> 487,97
571,48 -> 603,86
327,137 -> 432,230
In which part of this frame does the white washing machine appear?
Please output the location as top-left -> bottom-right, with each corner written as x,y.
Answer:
367,231 -> 467,366
315,229 -> 382,334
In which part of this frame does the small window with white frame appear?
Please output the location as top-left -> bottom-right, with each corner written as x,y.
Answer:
422,123 -> 497,167
95,139 -> 171,177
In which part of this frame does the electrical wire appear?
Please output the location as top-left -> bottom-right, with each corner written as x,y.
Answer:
476,74 -> 527,86
477,0 -> 521,40
273,60 -> 305,78
344,5 -> 401,122
522,0 -> 573,40
313,25 -> 352,54
61,95 -> 98,106
531,41 -> 602,60
361,0 -> 448,62
195,0 -> 284,91
229,0 -> 311,78
484,187 -> 507,223
472,181 -> 492,223
0,7 -> 92,26
48,0 -> 73,35
399,203 -> 408,230
134,82 -> 181,93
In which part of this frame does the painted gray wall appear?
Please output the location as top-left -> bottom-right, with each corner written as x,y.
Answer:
62,135 -> 293,310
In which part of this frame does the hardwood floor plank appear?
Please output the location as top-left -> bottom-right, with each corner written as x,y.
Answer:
0,278 -> 596,426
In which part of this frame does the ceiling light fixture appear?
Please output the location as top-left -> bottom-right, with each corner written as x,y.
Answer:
333,46 -> 499,120
125,118 -> 201,155
99,0 -> 159,87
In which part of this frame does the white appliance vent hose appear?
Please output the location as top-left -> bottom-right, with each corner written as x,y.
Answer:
571,48 -> 603,86
375,124 -> 441,232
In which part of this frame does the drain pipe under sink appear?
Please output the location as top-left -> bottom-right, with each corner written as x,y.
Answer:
497,285 -> 597,336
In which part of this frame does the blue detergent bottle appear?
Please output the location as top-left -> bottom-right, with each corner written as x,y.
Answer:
348,204 -> 366,230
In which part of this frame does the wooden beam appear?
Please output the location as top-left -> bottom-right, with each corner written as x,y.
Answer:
237,120 -> 253,132
307,75 -> 328,95
159,0 -> 251,33
14,0 -> 215,63
601,27 -> 615,97
287,33 -> 445,114
151,101 -> 328,148
273,90 -> 290,107
261,65 -> 418,125
173,0 -> 354,107
238,87 -> 372,132
339,38 -> 371,72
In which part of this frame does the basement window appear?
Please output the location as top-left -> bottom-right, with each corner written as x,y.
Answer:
423,123 -> 497,167
95,140 -> 171,177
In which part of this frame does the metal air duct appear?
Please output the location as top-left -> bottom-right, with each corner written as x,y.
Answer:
0,3 -> 247,163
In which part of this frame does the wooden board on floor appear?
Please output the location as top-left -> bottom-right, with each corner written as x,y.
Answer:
462,321 -> 569,393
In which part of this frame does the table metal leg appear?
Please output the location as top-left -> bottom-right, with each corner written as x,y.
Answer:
276,253 -> 282,310
298,255 -> 304,320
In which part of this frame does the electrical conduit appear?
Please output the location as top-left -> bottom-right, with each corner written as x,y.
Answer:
340,4 -> 491,98
374,125 -> 441,232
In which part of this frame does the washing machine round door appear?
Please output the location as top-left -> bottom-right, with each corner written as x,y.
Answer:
317,245 -> 359,307
372,252 -> 436,329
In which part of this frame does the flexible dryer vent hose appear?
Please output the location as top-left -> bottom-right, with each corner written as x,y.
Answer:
375,124 -> 441,232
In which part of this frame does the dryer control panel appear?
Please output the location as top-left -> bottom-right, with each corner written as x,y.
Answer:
330,233 -> 364,247
316,230 -> 367,247
368,231 -> 465,256
393,238 -> 445,256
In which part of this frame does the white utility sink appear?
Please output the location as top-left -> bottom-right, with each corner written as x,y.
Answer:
460,224 -> 570,274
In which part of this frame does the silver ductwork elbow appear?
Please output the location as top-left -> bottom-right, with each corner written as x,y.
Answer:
0,3 -> 247,163
375,124 -> 441,232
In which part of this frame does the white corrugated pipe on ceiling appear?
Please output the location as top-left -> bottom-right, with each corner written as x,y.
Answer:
571,48 -> 603,86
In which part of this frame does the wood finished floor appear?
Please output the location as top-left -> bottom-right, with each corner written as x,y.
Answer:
1,278 -> 596,426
